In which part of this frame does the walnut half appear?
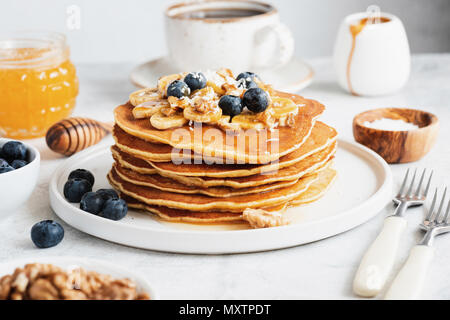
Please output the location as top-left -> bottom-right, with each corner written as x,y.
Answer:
242,208 -> 290,228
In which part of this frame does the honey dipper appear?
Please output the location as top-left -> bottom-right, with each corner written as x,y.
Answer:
46,117 -> 113,156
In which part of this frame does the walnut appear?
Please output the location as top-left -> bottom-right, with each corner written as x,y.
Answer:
0,263 -> 150,300
256,108 -> 276,129
242,208 -> 290,228
0,275 -> 12,300
28,279 -> 59,300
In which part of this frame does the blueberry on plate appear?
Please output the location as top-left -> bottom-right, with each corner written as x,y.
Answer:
242,87 -> 270,113
31,220 -> 64,248
100,198 -> 128,221
11,159 -> 27,169
96,188 -> 119,201
218,95 -> 243,117
2,141 -> 27,162
80,191 -> 105,215
167,80 -> 191,98
68,169 -> 95,187
0,165 -> 14,174
184,72 -> 207,91
64,178 -> 92,203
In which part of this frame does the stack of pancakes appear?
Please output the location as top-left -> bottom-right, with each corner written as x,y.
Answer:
108,91 -> 337,225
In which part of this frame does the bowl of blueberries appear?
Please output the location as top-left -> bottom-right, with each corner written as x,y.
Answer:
0,139 -> 40,220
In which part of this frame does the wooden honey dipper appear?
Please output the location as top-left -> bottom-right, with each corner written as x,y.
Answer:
46,117 -> 113,156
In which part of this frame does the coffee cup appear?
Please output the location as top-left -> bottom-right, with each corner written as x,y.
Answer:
165,0 -> 294,72
333,10 -> 410,96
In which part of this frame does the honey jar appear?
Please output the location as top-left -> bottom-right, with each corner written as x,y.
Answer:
0,31 -> 79,139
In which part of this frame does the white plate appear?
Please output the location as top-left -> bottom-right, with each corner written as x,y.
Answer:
49,137 -> 392,254
0,256 -> 158,299
130,56 -> 314,93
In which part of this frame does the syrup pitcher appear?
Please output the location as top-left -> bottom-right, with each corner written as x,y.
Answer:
333,5 -> 410,96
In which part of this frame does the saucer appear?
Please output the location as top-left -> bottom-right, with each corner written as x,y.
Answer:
130,56 -> 314,93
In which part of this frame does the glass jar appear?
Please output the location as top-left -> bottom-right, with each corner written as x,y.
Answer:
0,31 -> 79,139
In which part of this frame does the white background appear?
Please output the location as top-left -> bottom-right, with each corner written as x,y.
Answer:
1,0 -> 449,64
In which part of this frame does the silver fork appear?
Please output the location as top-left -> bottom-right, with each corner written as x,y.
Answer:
385,188 -> 450,299
353,168 -> 433,297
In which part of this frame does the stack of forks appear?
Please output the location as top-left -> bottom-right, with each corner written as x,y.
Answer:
353,168 -> 450,299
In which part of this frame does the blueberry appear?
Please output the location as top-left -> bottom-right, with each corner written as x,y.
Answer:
167,80 -> 190,98
2,141 -> 27,162
68,169 -> 95,187
64,178 -> 92,203
239,80 -> 259,90
100,198 -> 128,221
218,95 -> 243,117
96,188 -> 119,201
0,165 -> 14,174
237,72 -> 260,89
184,72 -> 207,91
11,159 -> 27,169
80,191 -> 105,215
242,88 -> 270,113
31,220 -> 64,248
236,72 -> 259,82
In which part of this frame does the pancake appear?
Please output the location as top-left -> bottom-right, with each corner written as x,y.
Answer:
144,122 -> 337,178
120,194 -> 244,223
114,91 -> 325,164
113,163 -> 299,197
113,167 -> 337,223
112,142 -> 336,188
289,167 -> 337,206
113,118 -> 336,169
113,125 -> 218,163
108,166 -> 319,212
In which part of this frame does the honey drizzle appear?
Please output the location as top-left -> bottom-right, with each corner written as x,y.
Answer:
346,17 -> 390,96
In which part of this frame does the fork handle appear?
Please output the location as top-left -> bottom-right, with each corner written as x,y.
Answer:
384,245 -> 434,300
353,216 -> 407,297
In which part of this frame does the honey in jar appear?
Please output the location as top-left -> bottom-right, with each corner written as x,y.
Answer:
0,32 -> 79,139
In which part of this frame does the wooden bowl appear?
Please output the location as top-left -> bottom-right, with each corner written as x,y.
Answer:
353,108 -> 439,163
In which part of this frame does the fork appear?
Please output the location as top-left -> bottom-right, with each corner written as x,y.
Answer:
384,188 -> 450,299
353,168 -> 433,297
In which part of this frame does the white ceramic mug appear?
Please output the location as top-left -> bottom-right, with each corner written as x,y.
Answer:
333,12 -> 410,96
165,0 -> 294,72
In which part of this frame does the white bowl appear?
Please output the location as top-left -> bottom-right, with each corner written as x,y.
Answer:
0,256 -> 158,299
0,138 -> 40,220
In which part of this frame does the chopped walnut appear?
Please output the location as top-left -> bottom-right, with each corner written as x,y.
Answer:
256,107 -> 276,129
0,263 -> 150,300
190,87 -> 218,114
242,208 -> 290,228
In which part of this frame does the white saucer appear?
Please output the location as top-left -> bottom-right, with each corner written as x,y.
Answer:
130,56 -> 314,93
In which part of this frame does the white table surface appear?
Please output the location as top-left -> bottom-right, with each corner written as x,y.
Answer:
1,54 -> 449,300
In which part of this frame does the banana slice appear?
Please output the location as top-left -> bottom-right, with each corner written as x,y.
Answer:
183,106 -> 222,123
157,73 -> 183,97
231,113 -> 265,130
217,115 -> 241,132
271,97 -> 299,118
132,100 -> 168,119
206,80 -> 226,96
129,88 -> 161,107
150,110 -> 188,130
